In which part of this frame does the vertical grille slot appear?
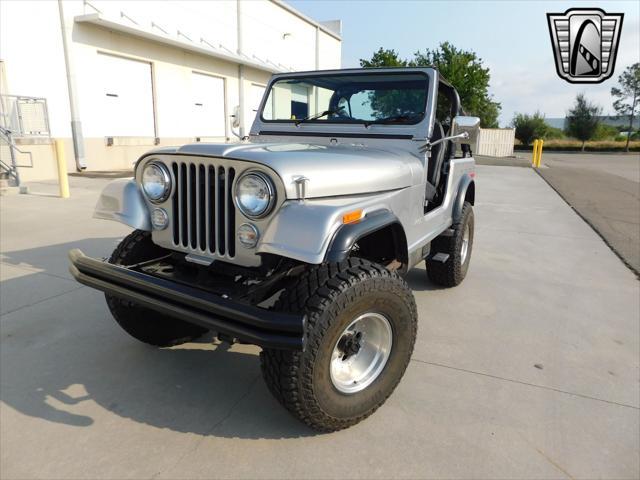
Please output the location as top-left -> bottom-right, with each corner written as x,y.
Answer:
171,163 -> 179,245
217,166 -> 226,255
179,163 -> 188,247
208,165 -> 216,253
188,164 -> 197,249
227,168 -> 236,257
170,160 -> 235,258
198,165 -> 206,251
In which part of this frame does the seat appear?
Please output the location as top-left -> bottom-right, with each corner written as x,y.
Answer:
425,121 -> 446,203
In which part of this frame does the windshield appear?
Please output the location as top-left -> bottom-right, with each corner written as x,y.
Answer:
260,72 -> 429,126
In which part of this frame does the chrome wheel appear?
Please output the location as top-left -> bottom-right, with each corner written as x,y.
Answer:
330,312 -> 393,394
460,223 -> 470,265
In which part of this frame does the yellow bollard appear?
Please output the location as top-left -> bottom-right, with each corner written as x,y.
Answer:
537,139 -> 544,168
54,139 -> 70,198
532,139 -> 539,167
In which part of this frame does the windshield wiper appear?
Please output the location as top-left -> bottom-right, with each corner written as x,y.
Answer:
294,108 -> 343,126
363,114 -> 420,128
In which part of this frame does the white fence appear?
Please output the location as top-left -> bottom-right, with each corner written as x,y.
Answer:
477,128 -> 515,157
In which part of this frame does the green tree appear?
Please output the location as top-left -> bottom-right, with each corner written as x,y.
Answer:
413,42 -> 500,127
544,126 -> 565,140
358,48 -> 423,120
565,94 -> 602,151
359,43 -> 501,127
511,112 -> 548,146
359,47 -> 408,68
592,123 -> 619,141
611,63 -> 640,152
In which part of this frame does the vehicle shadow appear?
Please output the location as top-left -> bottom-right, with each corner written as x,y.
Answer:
0,238 -> 315,440
1,238 -> 440,439
404,265 -> 448,291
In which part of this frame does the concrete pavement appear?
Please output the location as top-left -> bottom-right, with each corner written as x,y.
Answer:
1,166 -> 638,479
535,152 -> 640,275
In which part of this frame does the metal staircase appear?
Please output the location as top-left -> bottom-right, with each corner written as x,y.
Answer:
1,126 -> 33,189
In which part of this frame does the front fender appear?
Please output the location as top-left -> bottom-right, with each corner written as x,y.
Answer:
258,190 -> 404,264
324,210 -> 400,263
452,174 -> 475,223
93,179 -> 151,231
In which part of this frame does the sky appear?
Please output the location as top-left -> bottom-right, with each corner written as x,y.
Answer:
288,0 -> 640,127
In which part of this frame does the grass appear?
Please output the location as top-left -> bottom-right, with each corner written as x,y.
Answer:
514,139 -> 640,152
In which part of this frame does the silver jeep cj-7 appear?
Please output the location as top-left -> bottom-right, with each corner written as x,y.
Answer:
69,67 -> 478,431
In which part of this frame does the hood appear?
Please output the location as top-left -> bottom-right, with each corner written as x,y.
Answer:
171,142 -> 422,199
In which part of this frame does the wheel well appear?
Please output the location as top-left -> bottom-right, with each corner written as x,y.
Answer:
353,223 -> 408,268
465,181 -> 475,205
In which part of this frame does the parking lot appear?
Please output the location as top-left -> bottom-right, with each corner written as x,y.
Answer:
535,152 -> 640,275
1,164 -> 639,479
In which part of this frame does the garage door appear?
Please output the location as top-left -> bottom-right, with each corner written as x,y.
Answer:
97,53 -> 155,137
191,72 -> 225,137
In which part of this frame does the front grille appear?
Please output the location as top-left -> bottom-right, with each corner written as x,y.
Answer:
171,161 -> 236,257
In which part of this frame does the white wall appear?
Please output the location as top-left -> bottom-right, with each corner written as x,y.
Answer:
74,0 -> 341,72
243,1 -> 316,71
85,1 -> 240,55
0,0 -> 71,137
318,31 -> 341,70
0,0 -> 341,172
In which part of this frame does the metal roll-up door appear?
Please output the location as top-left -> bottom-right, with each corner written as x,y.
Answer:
97,53 -> 155,137
191,72 -> 226,138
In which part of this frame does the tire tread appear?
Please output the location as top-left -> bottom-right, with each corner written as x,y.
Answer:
105,230 -> 207,347
260,258 -> 417,432
427,202 -> 474,287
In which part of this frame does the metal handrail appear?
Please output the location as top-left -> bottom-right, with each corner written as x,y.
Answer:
0,126 -> 35,187
0,127 -> 33,168
0,158 -> 14,172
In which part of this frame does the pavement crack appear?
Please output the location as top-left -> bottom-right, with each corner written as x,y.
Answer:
201,373 -> 261,435
517,432 -> 574,479
411,358 -> 639,410
1,285 -> 84,316
150,374 -> 261,479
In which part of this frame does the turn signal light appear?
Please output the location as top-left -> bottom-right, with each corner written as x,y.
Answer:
342,209 -> 363,224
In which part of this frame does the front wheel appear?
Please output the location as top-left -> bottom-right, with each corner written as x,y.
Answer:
260,258 -> 417,432
105,230 -> 208,347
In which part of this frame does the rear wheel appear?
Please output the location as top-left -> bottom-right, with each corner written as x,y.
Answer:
260,258 -> 417,432
427,201 -> 474,287
105,230 -> 208,347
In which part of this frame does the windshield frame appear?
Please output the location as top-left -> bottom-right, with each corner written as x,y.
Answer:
258,70 -> 431,127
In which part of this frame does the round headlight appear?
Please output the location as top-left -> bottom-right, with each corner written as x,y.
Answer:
235,171 -> 275,218
141,162 -> 170,202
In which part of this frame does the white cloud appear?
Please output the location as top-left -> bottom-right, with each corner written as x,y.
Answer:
493,17 -> 640,126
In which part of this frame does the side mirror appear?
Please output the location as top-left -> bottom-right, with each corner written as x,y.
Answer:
229,105 -> 242,139
230,105 -> 241,129
419,115 -> 481,155
451,115 -> 480,149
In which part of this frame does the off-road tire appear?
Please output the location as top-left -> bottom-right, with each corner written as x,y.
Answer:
105,230 -> 207,347
427,201 -> 474,287
260,258 -> 417,432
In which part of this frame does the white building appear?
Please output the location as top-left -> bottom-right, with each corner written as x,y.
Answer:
0,0 -> 341,181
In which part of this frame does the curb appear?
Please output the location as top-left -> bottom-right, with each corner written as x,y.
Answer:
533,168 -> 639,279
